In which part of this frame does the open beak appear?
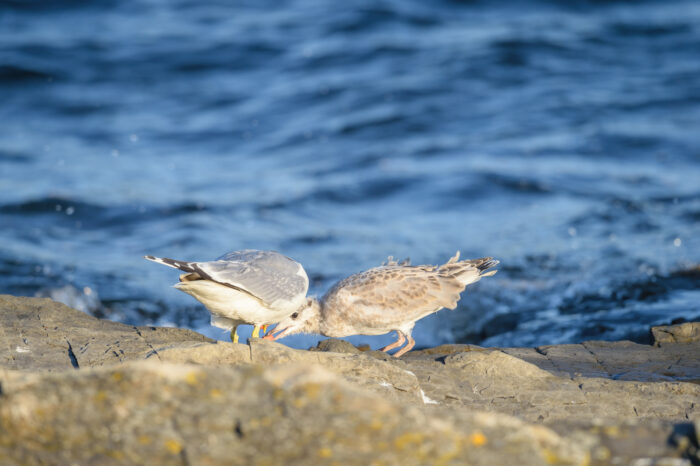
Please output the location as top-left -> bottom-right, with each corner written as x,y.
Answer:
263,324 -> 290,341
263,324 -> 277,339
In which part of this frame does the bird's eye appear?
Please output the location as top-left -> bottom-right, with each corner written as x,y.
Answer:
291,312 -> 299,319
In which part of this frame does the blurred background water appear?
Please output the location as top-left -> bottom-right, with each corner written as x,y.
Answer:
1,0 -> 699,350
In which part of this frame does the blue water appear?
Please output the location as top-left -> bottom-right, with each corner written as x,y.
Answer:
2,0 -> 699,350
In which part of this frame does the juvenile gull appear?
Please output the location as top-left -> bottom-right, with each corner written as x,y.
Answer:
265,252 -> 498,357
145,250 -> 309,342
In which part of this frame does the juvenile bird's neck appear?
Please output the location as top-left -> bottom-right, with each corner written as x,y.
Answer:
303,297 -> 323,335
316,297 -> 353,338
306,297 -> 337,337
302,297 -> 352,338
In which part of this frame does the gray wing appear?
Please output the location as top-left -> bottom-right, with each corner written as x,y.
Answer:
195,250 -> 308,305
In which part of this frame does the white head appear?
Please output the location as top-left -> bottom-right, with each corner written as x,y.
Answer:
264,297 -> 321,340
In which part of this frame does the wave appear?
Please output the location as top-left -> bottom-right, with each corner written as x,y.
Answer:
0,65 -> 54,84
0,197 -> 104,215
558,266 -> 700,315
0,149 -> 32,163
0,197 -> 213,229
0,0 -> 117,11
456,263 -> 700,348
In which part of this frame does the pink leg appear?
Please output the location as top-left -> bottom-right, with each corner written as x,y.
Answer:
393,333 -> 415,358
380,331 -> 406,352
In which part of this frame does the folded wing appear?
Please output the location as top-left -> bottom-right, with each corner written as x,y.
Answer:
195,250 -> 309,306
327,266 -> 465,327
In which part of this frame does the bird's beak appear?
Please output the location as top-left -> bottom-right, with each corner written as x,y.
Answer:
263,324 -> 277,339
263,324 -> 289,341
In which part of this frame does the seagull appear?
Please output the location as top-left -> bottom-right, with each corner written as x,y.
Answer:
265,252 -> 498,357
145,250 -> 309,343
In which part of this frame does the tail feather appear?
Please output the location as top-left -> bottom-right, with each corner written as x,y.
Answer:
446,251 -> 460,264
144,255 -> 196,273
438,253 -> 499,285
476,258 -> 499,277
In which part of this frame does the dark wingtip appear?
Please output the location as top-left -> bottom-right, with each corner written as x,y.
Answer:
478,258 -> 499,271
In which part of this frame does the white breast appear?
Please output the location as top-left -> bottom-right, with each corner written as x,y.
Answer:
174,280 -> 300,326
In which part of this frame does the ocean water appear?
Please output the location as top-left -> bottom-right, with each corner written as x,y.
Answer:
1,0 -> 699,350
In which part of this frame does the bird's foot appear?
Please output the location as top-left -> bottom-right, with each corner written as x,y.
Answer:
380,331 -> 406,352
392,336 -> 415,358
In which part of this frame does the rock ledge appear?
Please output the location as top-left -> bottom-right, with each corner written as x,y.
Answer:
1,295 -> 699,465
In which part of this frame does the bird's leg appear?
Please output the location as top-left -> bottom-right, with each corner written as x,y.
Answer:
231,326 -> 239,344
393,333 -> 415,358
251,324 -> 262,339
380,331 -> 406,353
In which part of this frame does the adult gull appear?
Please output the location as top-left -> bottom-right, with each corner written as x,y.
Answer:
145,250 -> 309,342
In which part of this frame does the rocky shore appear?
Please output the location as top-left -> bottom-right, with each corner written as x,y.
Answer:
1,294 -> 698,465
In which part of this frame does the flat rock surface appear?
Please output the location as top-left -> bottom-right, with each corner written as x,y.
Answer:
1,295 -> 699,464
0,295 -> 212,371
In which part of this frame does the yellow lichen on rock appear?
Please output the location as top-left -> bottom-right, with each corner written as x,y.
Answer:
185,371 -> 199,386
470,431 -> 487,447
394,432 -> 424,450
164,439 -> 183,454
304,382 -> 321,400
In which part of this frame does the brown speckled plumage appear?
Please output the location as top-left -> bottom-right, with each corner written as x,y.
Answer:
269,252 -> 499,357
